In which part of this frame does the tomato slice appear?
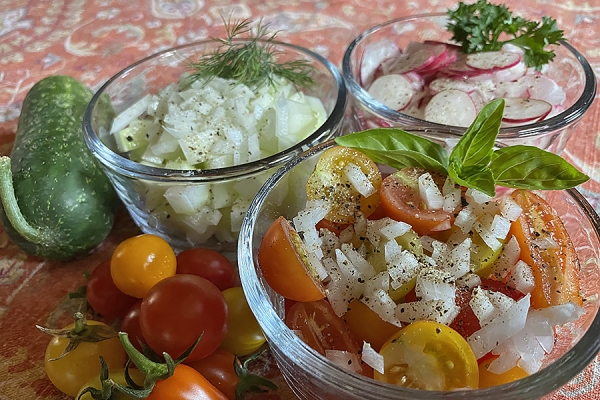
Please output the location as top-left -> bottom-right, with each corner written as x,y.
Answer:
375,320 -> 479,390
286,299 -> 372,377
258,216 -> 325,302
380,167 -> 456,236
509,189 -> 582,308
478,355 -> 528,388
343,299 -> 400,351
306,146 -> 382,224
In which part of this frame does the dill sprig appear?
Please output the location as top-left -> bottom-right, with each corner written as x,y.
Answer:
187,18 -> 315,89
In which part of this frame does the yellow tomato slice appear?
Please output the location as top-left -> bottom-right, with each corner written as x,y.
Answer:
306,146 -> 382,224
478,356 -> 529,388
375,320 -> 479,390
344,299 -> 401,351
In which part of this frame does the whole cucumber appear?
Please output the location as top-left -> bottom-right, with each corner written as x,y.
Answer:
0,75 -> 120,260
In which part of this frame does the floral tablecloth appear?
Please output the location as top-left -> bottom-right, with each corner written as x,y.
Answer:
0,0 -> 599,399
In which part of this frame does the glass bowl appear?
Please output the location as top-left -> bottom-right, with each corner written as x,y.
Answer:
238,138 -> 600,400
83,39 -> 347,252
342,13 -> 596,153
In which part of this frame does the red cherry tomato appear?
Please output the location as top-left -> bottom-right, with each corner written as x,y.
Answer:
86,260 -> 137,319
140,274 -> 228,362
120,301 -> 145,353
380,167 -> 456,236
176,248 -> 237,291
286,299 -> 371,377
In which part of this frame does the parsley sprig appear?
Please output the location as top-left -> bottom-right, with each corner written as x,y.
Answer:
446,0 -> 565,70
187,18 -> 315,89
335,99 -> 589,197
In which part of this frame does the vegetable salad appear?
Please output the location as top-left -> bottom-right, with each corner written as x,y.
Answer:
257,99 -> 590,390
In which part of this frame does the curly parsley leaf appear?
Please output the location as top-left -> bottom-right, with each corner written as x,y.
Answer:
446,0 -> 565,70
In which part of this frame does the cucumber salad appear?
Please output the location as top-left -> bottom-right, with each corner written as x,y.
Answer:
361,0 -> 567,127
257,100 -> 591,390
108,20 -> 327,246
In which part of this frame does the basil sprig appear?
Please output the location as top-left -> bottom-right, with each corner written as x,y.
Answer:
336,99 -> 589,196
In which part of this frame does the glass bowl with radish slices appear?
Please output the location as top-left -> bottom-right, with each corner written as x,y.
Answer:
342,11 -> 596,154
238,100 -> 600,399
82,21 -> 347,252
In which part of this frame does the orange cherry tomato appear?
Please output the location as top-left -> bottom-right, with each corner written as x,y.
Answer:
478,356 -> 529,388
146,364 -> 228,400
186,348 -> 239,400
286,299 -> 372,377
110,234 -> 177,298
306,146 -> 382,224
258,216 -> 325,302
343,299 -> 400,351
379,167 -> 456,236
509,189 -> 582,308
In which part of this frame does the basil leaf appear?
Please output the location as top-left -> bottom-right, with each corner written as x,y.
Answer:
490,145 -> 590,189
335,128 -> 448,173
449,99 -> 504,169
449,162 -> 497,197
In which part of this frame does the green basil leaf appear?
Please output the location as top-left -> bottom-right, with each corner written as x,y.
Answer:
449,162 -> 497,197
490,145 -> 590,189
449,98 -> 504,169
335,128 -> 449,173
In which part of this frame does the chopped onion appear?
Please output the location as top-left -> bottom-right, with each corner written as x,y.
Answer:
362,342 -> 385,374
507,260 -> 535,294
325,350 -> 363,373
344,162 -> 377,198
500,195 -> 523,221
396,299 -> 460,325
419,172 -> 444,210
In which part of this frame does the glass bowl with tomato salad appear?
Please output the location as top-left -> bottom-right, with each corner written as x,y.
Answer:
237,137 -> 600,399
83,38 -> 347,253
342,13 -> 596,154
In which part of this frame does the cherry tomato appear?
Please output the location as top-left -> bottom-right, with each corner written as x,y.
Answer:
140,274 -> 228,362
380,167 -> 456,236
186,348 -> 238,400
509,189 -> 582,308
146,363 -> 228,400
306,146 -> 382,224
259,216 -> 325,302
44,321 -> 126,397
286,299 -> 371,376
315,218 -> 349,237
77,368 -> 145,400
375,320 -> 479,390
343,299 -> 400,351
120,301 -> 145,353
86,260 -> 137,319
450,279 -> 524,338
110,234 -> 177,298
176,248 -> 237,291
219,287 -> 266,357
478,356 -> 528,388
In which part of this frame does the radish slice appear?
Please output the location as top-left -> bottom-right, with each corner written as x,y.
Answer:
502,98 -> 552,123
424,89 -> 477,127
494,61 -> 527,82
382,49 -> 435,75
368,74 -> 414,110
466,51 -> 521,71
519,75 -> 566,106
360,39 -> 401,87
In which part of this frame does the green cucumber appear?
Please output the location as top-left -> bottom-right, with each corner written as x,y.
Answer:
0,75 -> 120,260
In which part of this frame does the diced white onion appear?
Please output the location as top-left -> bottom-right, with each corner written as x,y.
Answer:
362,342 -> 385,374
344,163 -> 377,198
419,173 -> 444,210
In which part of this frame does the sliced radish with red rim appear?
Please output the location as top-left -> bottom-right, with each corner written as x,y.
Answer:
367,74 -> 414,110
424,89 -> 477,127
465,51 -> 522,71
501,98 -> 553,123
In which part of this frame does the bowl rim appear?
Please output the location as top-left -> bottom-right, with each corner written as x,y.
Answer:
82,38 -> 347,182
238,137 -> 600,399
341,12 -> 597,139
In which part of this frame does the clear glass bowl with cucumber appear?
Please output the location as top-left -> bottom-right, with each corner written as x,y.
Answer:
83,34 -> 347,252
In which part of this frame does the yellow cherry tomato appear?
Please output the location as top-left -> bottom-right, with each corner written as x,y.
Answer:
478,356 -> 529,388
77,368 -> 145,400
306,146 -> 382,224
44,321 -> 126,397
375,320 -> 479,390
219,287 -> 266,356
110,234 -> 177,298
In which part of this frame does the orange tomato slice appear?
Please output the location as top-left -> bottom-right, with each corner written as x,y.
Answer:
258,216 -> 325,302
509,189 -> 582,309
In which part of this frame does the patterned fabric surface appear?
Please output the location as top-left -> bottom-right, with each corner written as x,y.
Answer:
1,0 -> 599,399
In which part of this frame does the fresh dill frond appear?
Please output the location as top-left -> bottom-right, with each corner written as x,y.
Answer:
187,18 -> 315,89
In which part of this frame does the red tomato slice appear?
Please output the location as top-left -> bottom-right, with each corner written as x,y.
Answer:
258,216 -> 325,302
379,167 -> 456,236
286,300 -> 372,377
509,189 -> 582,309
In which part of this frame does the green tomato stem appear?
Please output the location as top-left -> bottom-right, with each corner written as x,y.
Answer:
118,332 -> 170,384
